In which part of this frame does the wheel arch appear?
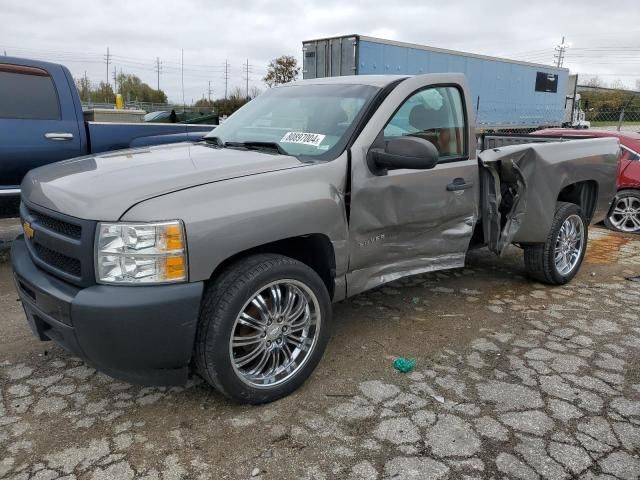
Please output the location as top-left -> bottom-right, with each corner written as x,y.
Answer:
207,234 -> 338,299
557,180 -> 599,222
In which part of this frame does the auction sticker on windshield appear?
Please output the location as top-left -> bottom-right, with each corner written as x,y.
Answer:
280,132 -> 326,147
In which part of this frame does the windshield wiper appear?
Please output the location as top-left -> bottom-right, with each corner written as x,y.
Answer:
223,141 -> 287,155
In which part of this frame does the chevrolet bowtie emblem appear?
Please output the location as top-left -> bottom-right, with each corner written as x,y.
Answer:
23,221 -> 34,239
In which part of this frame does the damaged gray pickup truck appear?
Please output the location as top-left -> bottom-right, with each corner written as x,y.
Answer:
12,74 -> 618,403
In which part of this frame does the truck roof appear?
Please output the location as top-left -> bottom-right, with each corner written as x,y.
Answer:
0,56 -> 66,71
290,74 -> 409,88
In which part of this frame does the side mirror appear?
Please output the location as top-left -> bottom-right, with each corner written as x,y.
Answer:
369,136 -> 439,174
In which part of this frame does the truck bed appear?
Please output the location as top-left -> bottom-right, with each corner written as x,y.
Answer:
481,133 -> 580,150
86,122 -> 213,154
477,136 -> 619,254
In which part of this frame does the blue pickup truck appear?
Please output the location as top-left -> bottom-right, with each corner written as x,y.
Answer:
0,57 -> 214,208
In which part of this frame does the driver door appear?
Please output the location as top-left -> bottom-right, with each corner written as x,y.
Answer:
346,76 -> 479,296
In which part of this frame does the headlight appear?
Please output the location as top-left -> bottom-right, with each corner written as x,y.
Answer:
96,221 -> 187,284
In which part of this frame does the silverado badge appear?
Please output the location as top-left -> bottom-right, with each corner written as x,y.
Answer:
23,221 -> 34,239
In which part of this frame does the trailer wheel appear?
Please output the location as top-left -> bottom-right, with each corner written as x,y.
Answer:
524,202 -> 588,285
195,254 -> 332,404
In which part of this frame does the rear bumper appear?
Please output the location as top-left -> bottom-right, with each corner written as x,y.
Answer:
11,235 -> 204,385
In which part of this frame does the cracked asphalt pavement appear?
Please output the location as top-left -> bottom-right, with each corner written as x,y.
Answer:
1,224 -> 640,479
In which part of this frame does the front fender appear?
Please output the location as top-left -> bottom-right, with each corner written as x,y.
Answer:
120,155 -> 349,282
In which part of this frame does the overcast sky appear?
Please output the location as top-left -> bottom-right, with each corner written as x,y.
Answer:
2,0 -> 639,103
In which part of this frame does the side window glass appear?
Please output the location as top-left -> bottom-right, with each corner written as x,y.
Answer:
0,67 -> 61,120
383,86 -> 466,160
621,148 -> 639,162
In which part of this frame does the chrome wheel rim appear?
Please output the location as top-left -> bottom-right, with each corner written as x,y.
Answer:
230,279 -> 321,388
608,196 -> 640,233
554,214 -> 585,276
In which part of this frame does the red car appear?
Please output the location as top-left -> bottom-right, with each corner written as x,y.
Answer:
534,129 -> 640,233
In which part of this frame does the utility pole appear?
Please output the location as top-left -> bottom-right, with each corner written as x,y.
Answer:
243,59 -> 252,99
224,60 -> 229,99
554,36 -> 568,68
104,47 -> 111,88
181,49 -> 185,111
83,71 -> 88,102
208,81 -> 214,102
154,57 -> 162,91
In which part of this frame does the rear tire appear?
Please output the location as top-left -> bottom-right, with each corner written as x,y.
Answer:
524,202 -> 587,285
604,190 -> 640,233
195,254 -> 332,404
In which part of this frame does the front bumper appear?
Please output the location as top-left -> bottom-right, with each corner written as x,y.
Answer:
11,235 -> 204,385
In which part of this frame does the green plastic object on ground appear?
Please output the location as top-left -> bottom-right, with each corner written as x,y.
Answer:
393,357 -> 416,373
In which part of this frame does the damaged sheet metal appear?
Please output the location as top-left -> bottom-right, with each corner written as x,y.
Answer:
479,137 -> 619,254
346,157 -> 480,297
481,153 -> 527,255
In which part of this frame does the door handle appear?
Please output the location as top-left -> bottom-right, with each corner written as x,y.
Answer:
446,177 -> 474,191
45,133 -> 74,141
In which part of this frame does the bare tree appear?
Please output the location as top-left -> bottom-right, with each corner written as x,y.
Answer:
585,76 -> 606,88
228,86 -> 245,100
609,79 -> 626,90
249,86 -> 262,98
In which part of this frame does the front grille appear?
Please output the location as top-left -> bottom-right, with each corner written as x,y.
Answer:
33,243 -> 81,277
20,201 -> 96,287
28,207 -> 81,239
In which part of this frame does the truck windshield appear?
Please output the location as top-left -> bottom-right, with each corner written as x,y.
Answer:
204,83 -> 380,160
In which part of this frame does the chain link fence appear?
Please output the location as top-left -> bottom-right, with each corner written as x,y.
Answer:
585,109 -> 640,133
81,101 -> 214,114
474,109 -> 640,135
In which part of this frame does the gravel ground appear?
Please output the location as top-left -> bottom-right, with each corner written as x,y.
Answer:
1,225 -> 639,479
0,219 -> 21,263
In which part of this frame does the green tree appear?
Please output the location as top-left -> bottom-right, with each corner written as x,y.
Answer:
93,81 -> 115,103
194,87 -> 255,116
75,76 -> 91,102
74,77 -> 115,103
263,55 -> 299,87
116,73 -> 167,103
193,98 -> 215,108
212,87 -> 251,116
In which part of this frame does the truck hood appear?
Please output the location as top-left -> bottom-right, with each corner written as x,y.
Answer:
22,142 -> 305,220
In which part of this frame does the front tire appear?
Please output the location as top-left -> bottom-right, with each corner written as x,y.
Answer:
195,254 -> 332,404
604,190 -> 640,233
524,202 -> 588,285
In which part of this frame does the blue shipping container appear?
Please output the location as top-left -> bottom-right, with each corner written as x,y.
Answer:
302,35 -> 569,129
